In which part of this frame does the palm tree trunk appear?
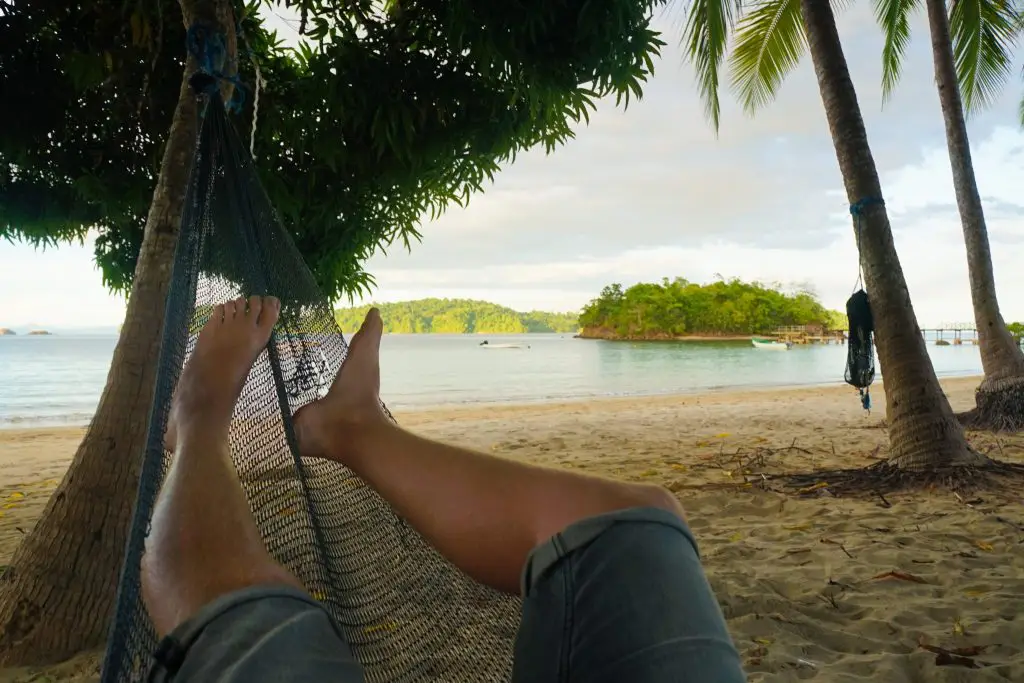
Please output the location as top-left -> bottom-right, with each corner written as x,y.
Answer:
798,0 -> 981,470
0,0 -> 234,665
924,0 -> 1024,430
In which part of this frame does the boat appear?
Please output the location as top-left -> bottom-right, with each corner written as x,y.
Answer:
751,338 -> 791,350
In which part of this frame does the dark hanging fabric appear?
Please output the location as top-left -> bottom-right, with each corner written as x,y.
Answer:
101,47 -> 519,683
845,198 -> 882,412
845,288 -> 875,411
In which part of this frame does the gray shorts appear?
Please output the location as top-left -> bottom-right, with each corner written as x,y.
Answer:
148,507 -> 744,683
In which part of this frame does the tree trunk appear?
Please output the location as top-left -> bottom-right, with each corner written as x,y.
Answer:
0,0 -> 234,665
798,0 -> 981,471
924,0 -> 1024,429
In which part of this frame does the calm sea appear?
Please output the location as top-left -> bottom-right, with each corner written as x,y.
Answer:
0,333 -> 984,428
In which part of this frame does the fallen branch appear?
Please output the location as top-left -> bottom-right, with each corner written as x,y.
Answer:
870,570 -> 928,584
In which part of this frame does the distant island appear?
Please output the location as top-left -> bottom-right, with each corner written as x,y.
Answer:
334,299 -> 578,334
0,328 -> 54,336
577,278 -> 845,341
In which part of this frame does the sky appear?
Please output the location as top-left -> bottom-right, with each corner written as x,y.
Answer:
2,4 -> 1023,330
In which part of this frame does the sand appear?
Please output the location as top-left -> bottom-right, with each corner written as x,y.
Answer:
1,375 -> 1022,682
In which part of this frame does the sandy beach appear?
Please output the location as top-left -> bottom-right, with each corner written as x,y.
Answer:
1,375 -> 1022,682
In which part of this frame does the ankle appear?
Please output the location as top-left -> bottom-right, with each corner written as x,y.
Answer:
332,418 -> 397,465
295,404 -> 394,465
173,422 -> 231,454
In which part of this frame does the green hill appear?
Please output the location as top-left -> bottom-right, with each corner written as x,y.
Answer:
579,277 -> 842,339
334,298 -> 579,334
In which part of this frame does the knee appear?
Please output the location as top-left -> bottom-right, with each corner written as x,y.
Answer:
627,483 -> 686,520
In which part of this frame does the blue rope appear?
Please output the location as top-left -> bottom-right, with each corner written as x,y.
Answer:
848,196 -> 884,291
849,196 -> 884,216
859,387 -> 871,412
186,22 -> 246,112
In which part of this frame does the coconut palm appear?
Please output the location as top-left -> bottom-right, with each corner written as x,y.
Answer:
877,0 -> 1024,431
680,0 -> 982,469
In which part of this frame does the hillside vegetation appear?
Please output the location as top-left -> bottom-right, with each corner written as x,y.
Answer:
334,299 -> 578,334
579,278 -> 841,339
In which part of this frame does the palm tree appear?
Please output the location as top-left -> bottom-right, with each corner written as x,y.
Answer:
877,0 -> 1024,430
680,0 -> 981,469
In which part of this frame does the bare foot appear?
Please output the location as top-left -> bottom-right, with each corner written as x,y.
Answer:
165,296 -> 280,450
294,308 -> 389,463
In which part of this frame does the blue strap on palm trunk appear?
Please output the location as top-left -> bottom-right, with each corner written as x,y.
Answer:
186,22 -> 246,112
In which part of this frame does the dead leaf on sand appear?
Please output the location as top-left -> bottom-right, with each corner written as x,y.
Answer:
918,637 -> 988,669
870,571 -> 929,584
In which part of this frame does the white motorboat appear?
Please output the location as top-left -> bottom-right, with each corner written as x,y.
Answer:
751,338 -> 792,350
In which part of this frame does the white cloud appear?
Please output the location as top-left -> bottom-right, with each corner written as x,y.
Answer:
360,200 -> 1024,326
3,4 -> 1023,330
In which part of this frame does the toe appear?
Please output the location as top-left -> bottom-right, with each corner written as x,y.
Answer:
210,304 -> 226,328
258,296 -> 280,332
248,295 -> 263,322
355,308 -> 383,352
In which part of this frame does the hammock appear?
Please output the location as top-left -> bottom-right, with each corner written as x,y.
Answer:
101,41 -> 520,683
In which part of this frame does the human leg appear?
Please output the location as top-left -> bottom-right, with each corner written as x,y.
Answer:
142,295 -> 363,683
143,295 -> 297,635
294,309 -> 689,595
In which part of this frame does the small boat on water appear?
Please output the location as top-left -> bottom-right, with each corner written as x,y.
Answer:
751,338 -> 792,351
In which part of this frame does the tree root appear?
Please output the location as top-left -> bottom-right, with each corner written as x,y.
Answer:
957,377 -> 1024,432
760,458 -> 1024,497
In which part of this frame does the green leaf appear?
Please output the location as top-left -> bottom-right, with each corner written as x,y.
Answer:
5,0 -> 668,300
950,0 -> 1020,115
729,0 -> 806,115
873,0 -> 920,104
682,0 -> 743,131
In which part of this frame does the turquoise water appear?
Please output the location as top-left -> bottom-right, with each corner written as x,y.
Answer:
0,333 -> 984,428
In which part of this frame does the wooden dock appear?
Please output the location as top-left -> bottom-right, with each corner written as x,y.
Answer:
770,323 -> 1001,346
772,325 -> 845,345
923,325 -> 979,345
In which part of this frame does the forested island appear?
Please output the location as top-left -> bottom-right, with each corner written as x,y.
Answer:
334,299 -> 578,334
578,278 -> 844,340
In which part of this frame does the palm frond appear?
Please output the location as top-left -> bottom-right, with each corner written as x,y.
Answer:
681,0 -> 744,130
950,0 -> 1022,114
728,0 -> 805,115
873,0 -> 921,103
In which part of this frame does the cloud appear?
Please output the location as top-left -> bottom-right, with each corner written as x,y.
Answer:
3,3 -> 1023,330
356,6 -> 1024,326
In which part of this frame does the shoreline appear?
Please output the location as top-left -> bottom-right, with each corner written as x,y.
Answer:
393,374 -> 983,425
575,330 -> 756,342
0,373 -> 984,432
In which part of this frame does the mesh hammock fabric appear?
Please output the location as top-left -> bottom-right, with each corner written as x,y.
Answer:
844,288 -> 875,409
101,89 -> 520,682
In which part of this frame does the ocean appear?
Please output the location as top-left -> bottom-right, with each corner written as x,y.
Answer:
0,333 -> 984,428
